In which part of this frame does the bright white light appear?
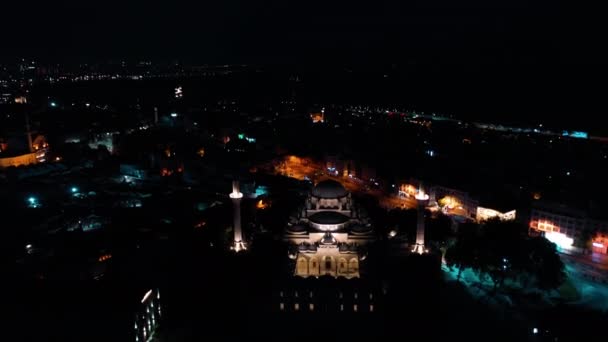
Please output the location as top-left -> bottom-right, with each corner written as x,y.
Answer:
28,197 -> 36,203
50,101 -> 57,107
229,191 -> 243,199
415,191 -> 429,201
593,242 -> 604,248
545,232 -> 573,248
25,244 -> 33,249
170,112 -> 178,117
533,328 -> 538,334
71,187 -> 78,193
141,289 -> 153,303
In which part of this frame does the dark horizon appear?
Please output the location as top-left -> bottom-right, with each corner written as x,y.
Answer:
2,1 -> 603,65
4,0 -> 606,130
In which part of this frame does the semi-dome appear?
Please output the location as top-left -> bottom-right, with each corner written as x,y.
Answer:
309,211 -> 349,225
286,224 -> 308,234
312,180 -> 348,199
350,224 -> 373,235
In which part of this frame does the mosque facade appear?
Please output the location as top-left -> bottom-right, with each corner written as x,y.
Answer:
285,180 -> 375,278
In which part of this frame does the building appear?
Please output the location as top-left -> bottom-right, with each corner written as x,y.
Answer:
135,289 -> 162,342
285,180 -> 375,278
275,279 -> 384,313
476,207 -> 517,222
529,201 -> 608,254
429,185 -> 478,220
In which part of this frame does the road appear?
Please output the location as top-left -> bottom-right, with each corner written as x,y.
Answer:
270,155 -> 419,210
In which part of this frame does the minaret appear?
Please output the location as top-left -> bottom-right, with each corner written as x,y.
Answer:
229,180 -> 246,252
25,113 -> 34,152
412,188 -> 429,254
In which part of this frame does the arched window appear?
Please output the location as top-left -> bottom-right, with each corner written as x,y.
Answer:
338,258 -> 348,275
348,258 -> 359,274
309,257 -> 319,276
297,257 -> 308,276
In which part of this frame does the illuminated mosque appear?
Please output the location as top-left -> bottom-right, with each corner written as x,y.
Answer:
0,114 -> 48,169
285,180 -> 375,278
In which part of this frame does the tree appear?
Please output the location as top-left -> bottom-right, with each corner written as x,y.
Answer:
445,222 -> 480,281
445,219 -> 566,292
525,237 -> 566,292
575,227 -> 597,252
426,213 -> 453,245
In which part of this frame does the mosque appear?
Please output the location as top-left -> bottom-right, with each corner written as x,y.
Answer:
285,179 -> 375,279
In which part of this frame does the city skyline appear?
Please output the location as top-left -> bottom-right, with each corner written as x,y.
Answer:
3,2 -> 607,341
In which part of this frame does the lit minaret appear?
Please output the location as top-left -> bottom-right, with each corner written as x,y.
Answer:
229,180 -> 246,252
25,113 -> 34,153
412,187 -> 429,254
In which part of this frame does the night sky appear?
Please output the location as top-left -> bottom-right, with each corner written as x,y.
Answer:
2,1 -> 605,127
2,0 -> 602,65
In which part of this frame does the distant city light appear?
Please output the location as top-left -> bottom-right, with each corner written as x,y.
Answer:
593,242 -> 604,248
27,196 -> 40,208
49,101 -> 57,107
562,130 -> 588,139
533,328 -> 538,334
170,112 -> 178,117
25,244 -> 33,249
71,187 -> 78,193
238,133 -> 245,140
174,86 -> 183,99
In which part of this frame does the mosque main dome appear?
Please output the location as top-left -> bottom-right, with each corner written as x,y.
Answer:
311,179 -> 348,199
308,211 -> 350,225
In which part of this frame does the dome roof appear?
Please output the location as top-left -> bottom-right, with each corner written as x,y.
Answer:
350,224 -> 372,235
309,211 -> 349,225
287,224 -> 308,234
312,180 -> 348,199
